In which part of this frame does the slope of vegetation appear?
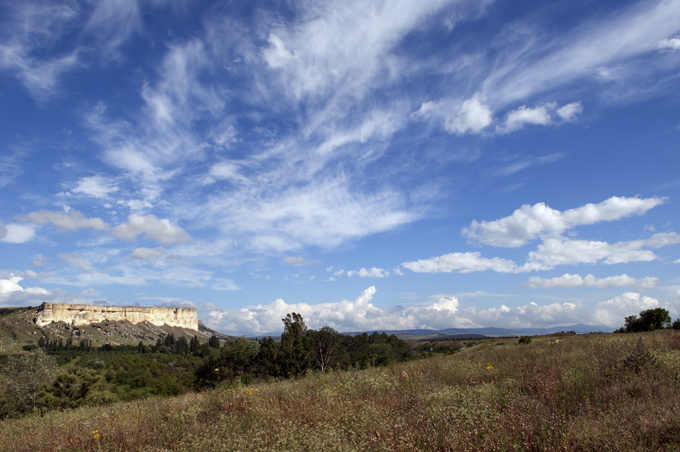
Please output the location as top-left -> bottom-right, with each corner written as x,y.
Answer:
1,330 -> 679,451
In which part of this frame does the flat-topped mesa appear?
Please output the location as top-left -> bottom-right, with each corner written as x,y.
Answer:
34,303 -> 198,331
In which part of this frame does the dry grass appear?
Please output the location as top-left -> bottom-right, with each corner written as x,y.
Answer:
2,331 -> 680,451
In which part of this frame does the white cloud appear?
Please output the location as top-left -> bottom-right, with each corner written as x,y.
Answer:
657,35 -> 680,51
401,252 -> 517,274
112,214 -> 192,245
262,33 -> 294,69
525,237 -> 658,269
675,259 -> 680,264
487,0 -> 680,106
347,267 -> 389,278
644,232 -> 680,248
0,2 -> 82,100
444,93 -> 493,135
0,275 -> 27,295
501,104 -> 552,133
0,223 -> 36,243
0,274 -> 104,307
204,176 -> 416,252
410,100 -> 441,120
280,256 -> 317,266
205,161 -> 248,185
593,292 -> 660,328
203,285 -> 660,335
497,101 -> 583,133
204,286 -> 471,334
524,273 -> 658,291
463,196 -> 665,248
71,176 -> 119,198
16,210 -> 109,232
211,278 -> 241,291
0,221 -> 6,238
131,247 -> 167,262
556,102 -> 583,121
84,0 -> 142,56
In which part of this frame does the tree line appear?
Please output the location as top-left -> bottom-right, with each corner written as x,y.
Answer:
617,307 -> 680,333
195,312 -> 412,387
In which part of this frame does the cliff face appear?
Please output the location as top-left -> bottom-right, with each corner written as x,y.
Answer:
34,303 -> 198,331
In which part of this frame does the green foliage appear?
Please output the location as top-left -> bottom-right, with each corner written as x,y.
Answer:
0,349 -> 58,418
518,336 -> 532,344
621,337 -> 659,373
195,336 -> 259,387
39,367 -> 100,409
624,307 -> 671,332
672,318 -> 680,330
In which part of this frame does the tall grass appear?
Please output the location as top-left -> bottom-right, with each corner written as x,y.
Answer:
2,331 -> 680,451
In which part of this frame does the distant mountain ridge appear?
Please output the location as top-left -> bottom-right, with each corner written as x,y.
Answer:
246,323 -> 613,339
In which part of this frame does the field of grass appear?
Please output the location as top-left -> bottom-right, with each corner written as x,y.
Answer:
1,331 -> 679,451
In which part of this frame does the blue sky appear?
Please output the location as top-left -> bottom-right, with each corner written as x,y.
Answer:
1,0 -> 680,335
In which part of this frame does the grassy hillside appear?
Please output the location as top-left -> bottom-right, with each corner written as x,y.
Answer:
1,331 -> 679,451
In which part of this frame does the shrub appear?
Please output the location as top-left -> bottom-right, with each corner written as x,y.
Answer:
518,336 -> 531,344
0,349 -> 58,418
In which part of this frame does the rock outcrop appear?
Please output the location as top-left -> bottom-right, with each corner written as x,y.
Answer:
34,303 -> 198,331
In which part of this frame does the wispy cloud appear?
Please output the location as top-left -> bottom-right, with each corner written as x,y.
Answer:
524,273 -> 658,291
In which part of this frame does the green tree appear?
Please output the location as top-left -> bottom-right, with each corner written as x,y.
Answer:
195,336 -> 259,387
190,335 -> 199,354
625,308 -> 671,332
208,335 -> 220,349
39,367 -> 100,410
308,326 -> 342,372
0,349 -> 58,417
280,312 -> 313,376
672,319 -> 680,330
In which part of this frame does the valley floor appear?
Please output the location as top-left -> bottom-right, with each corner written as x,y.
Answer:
1,331 -> 679,451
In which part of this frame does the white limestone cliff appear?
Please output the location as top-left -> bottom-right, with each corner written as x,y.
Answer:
34,303 -> 198,331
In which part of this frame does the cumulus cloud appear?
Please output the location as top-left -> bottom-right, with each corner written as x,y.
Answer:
524,273 -> 658,291
498,101 -> 583,133
444,93 -> 493,135
0,223 -> 36,243
502,104 -> 552,132
401,252 -> 517,274
71,175 -> 119,198
525,237 -> 659,270
346,267 -> 389,278
556,102 -> 583,121
657,36 -> 680,51
463,196 -> 665,248
593,292 -> 660,327
202,285 -> 660,334
204,286 -> 470,334
112,214 -> 192,245
16,210 -> 109,232
0,274 -> 105,307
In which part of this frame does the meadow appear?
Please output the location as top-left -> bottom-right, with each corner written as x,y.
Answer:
1,330 -> 678,451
